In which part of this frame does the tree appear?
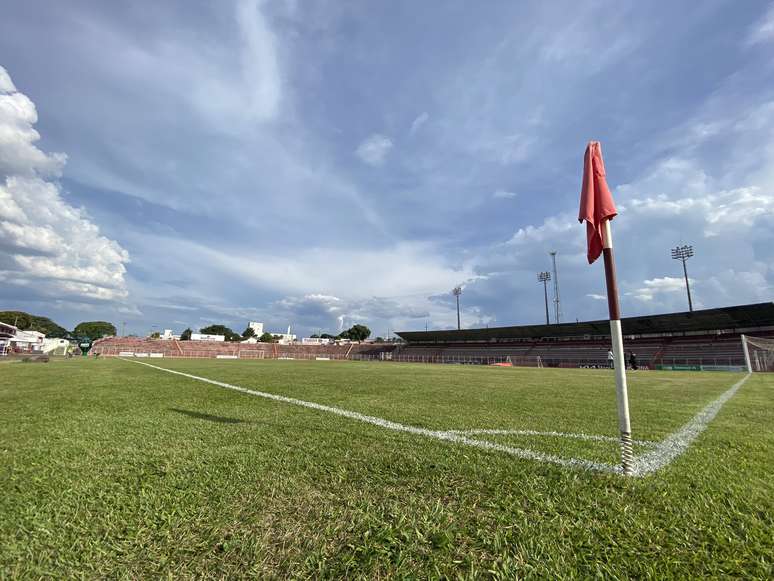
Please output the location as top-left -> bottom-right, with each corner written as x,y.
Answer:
259,332 -> 275,343
374,336 -> 384,343
339,324 -> 371,342
0,311 -> 68,337
242,326 -> 256,339
150,331 -> 160,339
200,324 -> 232,336
320,333 -> 336,339
180,328 -> 192,341
199,325 -> 243,342
73,321 -> 117,340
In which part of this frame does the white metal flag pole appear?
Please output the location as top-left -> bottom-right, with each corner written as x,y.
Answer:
602,219 -> 634,475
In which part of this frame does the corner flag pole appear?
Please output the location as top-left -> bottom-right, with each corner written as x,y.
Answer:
602,219 -> 634,475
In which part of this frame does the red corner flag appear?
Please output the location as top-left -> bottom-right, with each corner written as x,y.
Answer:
579,141 -> 617,264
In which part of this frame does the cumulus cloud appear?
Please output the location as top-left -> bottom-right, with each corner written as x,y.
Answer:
628,277 -> 690,302
0,85 -> 66,177
0,65 -> 130,302
505,213 -> 578,247
626,187 -> 774,237
270,291 -> 484,335
355,133 -> 393,166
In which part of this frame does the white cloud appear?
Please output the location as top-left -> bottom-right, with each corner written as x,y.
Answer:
506,213 -> 577,246
618,160 -> 774,241
493,189 -> 517,199
586,293 -> 606,301
163,0 -> 285,128
0,65 -> 130,302
0,82 -> 66,177
409,112 -> 429,135
270,291 -> 488,335
746,4 -> 774,45
234,0 -> 282,122
355,133 -> 393,166
628,277 -> 690,302
0,66 -> 15,93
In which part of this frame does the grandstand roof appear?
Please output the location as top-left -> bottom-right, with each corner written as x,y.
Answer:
397,302 -> 774,343
0,321 -> 18,339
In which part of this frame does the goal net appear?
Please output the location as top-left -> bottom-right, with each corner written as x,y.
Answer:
741,335 -> 774,372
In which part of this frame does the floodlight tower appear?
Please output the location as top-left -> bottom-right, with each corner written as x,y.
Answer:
537,272 -> 551,325
549,251 -> 562,324
671,244 -> 695,312
452,286 -> 462,330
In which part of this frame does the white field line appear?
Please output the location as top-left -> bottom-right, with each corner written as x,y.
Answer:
124,359 -> 750,477
632,373 -> 751,477
448,429 -> 657,447
124,359 -> 619,474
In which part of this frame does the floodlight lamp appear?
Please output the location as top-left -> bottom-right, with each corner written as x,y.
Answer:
671,244 -> 694,260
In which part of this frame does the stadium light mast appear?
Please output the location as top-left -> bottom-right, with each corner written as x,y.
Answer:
549,251 -> 562,324
537,272 -> 551,325
671,244 -> 694,312
452,286 -> 462,330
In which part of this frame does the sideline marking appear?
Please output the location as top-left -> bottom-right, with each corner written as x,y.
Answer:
448,429 -> 657,447
124,359 -> 618,474
123,359 -> 751,477
632,373 -> 751,476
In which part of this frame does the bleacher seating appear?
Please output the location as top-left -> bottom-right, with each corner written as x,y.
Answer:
91,337 -> 396,360
396,302 -> 774,369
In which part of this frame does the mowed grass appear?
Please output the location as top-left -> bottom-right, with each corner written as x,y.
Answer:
1,358 -> 772,578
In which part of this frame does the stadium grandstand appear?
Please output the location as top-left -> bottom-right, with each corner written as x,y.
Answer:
395,302 -> 774,371
91,337 -> 396,361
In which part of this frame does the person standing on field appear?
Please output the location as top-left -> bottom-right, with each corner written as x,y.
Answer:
607,348 -> 615,369
629,352 -> 638,371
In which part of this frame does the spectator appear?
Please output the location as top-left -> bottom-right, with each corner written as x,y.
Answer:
629,352 -> 638,371
607,349 -> 615,369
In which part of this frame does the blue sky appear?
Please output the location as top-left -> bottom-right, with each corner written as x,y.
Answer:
1,0 -> 773,337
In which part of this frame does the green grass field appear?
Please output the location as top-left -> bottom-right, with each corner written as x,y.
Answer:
1,358 -> 772,578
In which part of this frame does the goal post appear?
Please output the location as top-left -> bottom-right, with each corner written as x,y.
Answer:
741,334 -> 774,372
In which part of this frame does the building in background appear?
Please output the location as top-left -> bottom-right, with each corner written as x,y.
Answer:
272,326 -> 297,345
190,333 -> 225,342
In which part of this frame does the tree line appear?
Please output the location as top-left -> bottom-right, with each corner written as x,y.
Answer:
177,323 -> 372,343
1,310 -> 376,344
0,311 -> 116,341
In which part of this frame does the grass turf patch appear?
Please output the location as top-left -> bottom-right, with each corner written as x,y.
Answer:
1,358 -> 772,578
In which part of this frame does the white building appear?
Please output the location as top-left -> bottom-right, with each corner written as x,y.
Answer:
11,330 -> 45,351
248,321 -> 264,336
0,321 -> 70,356
272,326 -> 297,345
190,333 -> 225,342
0,324 -> 45,354
160,329 -> 180,340
42,338 -> 70,355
